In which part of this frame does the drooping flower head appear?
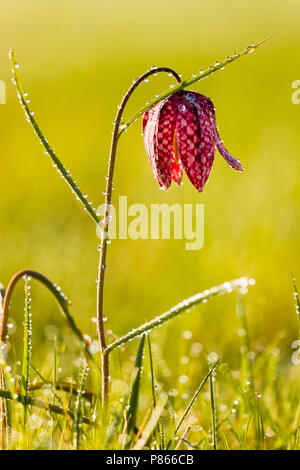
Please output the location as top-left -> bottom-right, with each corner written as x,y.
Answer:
142,91 -> 243,192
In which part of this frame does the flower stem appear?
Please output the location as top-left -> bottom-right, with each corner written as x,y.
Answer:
97,67 -> 181,406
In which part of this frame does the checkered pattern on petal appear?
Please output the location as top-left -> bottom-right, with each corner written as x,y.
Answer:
142,90 -> 243,192
175,100 -> 206,191
189,95 -> 216,189
143,100 -> 168,188
143,95 -> 179,189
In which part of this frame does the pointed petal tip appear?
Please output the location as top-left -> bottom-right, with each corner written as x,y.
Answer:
159,183 -> 170,191
217,140 -> 243,172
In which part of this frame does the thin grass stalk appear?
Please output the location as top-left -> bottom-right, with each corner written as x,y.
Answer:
175,425 -> 191,450
52,338 -> 58,449
53,338 -> 57,407
74,360 -> 89,449
21,278 -> 32,424
209,373 -> 217,450
30,363 -> 63,407
292,274 -> 300,332
293,416 -> 300,450
174,361 -> 219,436
237,292 -> 255,389
126,334 -> 146,434
0,369 -> 7,450
0,361 -> 18,449
255,403 -> 265,450
147,334 -> 164,449
147,334 -> 156,409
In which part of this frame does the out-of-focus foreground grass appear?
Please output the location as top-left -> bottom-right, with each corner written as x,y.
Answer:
0,0 -> 300,449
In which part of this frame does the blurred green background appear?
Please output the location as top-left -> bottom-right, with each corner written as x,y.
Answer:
0,0 -> 299,369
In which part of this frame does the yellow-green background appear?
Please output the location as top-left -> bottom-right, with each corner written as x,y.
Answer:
0,0 -> 299,366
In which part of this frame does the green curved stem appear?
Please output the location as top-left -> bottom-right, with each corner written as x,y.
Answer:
0,269 -> 90,359
9,50 -> 100,226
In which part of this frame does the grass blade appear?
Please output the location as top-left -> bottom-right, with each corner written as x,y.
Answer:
147,334 -> 156,409
174,361 -> 219,436
74,361 -> 89,449
147,334 -> 164,449
126,334 -> 146,434
106,277 -> 255,354
30,363 -> 63,406
21,277 -> 32,423
133,393 -> 168,450
0,284 -> 5,307
175,425 -> 191,450
209,372 -> 218,450
121,38 -> 271,135
237,292 -> 254,388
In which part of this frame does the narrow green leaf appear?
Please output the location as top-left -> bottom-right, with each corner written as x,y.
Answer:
106,277 -> 255,354
9,50 -> 100,227
147,334 -> 164,450
209,372 -> 218,450
126,334 -> 146,433
237,292 -> 254,388
133,393 -> 168,450
30,363 -> 63,406
174,361 -> 219,436
74,361 -> 89,449
0,284 -> 5,307
121,37 -> 272,135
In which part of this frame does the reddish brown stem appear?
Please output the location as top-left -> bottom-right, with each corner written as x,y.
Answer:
97,67 -> 181,406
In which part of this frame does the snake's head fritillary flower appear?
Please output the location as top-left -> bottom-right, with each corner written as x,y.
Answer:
142,91 -> 243,192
